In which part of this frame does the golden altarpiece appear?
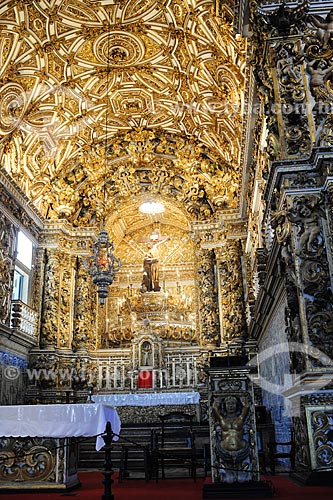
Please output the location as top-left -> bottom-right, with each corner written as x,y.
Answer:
1,0 -> 333,488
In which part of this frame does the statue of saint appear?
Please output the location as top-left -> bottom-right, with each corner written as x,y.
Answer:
140,341 -> 153,366
141,252 -> 160,292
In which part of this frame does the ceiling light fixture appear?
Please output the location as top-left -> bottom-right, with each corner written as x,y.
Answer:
84,16 -> 122,306
139,201 -> 165,215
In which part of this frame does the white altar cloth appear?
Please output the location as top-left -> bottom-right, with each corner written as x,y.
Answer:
92,391 -> 200,407
0,403 -> 120,451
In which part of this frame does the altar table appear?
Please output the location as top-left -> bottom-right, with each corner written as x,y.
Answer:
92,391 -> 200,406
0,403 -> 120,491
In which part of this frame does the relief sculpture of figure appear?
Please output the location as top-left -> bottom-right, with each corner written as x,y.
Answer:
310,9 -> 333,49
288,196 -> 325,255
306,59 -> 333,101
276,46 -> 303,85
213,395 -> 250,453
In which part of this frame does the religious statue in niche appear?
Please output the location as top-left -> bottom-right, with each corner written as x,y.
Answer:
140,226 -> 168,293
141,251 -> 160,292
140,341 -> 153,367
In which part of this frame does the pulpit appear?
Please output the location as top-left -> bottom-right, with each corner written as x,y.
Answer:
0,403 -> 120,491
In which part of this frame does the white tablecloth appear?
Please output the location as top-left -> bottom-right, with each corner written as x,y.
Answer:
0,403 -> 120,451
92,391 -> 200,407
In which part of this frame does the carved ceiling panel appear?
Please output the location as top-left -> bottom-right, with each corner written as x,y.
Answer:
0,0 -> 246,230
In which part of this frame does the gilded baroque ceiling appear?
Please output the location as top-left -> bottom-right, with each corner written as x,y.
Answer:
0,0 -> 246,237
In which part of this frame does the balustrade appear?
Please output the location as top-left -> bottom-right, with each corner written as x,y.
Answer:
95,354 -> 199,391
10,300 -> 38,337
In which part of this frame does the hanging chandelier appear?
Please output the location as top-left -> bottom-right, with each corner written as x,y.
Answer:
83,15 -> 122,305
84,227 -> 122,306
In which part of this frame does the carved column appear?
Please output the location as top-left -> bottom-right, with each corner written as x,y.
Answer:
251,2 -> 313,162
57,253 -> 76,350
72,257 -> 96,352
271,190 -> 333,483
195,243 -> 219,348
250,2 -> 333,484
40,248 -> 61,348
215,241 -> 247,343
0,213 -> 16,326
287,193 -> 333,363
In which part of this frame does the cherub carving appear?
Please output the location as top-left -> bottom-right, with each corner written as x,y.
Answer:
309,9 -> 333,49
306,58 -> 333,101
288,196 -> 325,255
276,46 -> 304,84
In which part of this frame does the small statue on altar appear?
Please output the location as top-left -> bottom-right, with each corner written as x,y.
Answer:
141,251 -> 160,292
140,341 -> 153,366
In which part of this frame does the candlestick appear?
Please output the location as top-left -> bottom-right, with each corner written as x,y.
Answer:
186,359 -> 191,386
113,364 -> 117,389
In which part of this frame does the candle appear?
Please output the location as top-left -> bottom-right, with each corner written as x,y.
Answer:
113,364 -> 117,388
105,364 -> 111,390
186,359 -> 191,386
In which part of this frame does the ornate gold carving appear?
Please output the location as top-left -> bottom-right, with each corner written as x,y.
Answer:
0,83 -> 26,133
0,213 -> 16,325
196,246 -> 219,347
73,258 -> 96,351
40,249 -> 61,348
0,437 -> 55,482
0,0 -> 245,220
217,240 -> 247,342
115,404 -> 197,424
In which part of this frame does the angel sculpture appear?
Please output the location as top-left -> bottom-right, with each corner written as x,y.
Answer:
310,9 -> 333,49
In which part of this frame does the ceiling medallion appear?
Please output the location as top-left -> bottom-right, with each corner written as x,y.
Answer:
94,32 -> 144,67
139,201 -> 165,215
0,83 -> 26,133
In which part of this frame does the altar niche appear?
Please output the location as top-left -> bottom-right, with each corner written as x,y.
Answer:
135,334 -> 159,390
140,340 -> 153,368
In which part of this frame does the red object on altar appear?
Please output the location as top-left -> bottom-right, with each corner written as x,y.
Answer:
137,370 -> 153,389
